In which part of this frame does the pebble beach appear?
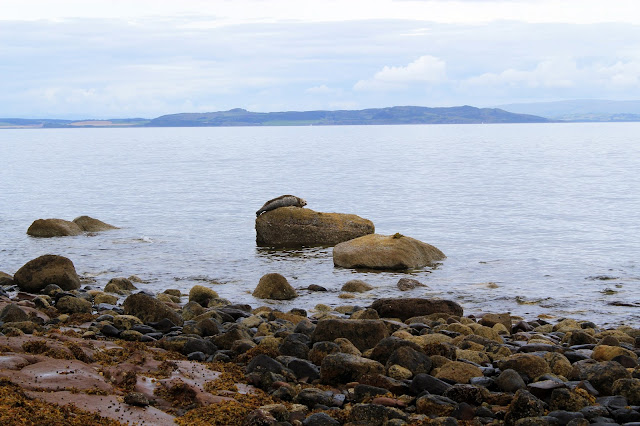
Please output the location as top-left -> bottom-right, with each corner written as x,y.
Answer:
1,252 -> 640,426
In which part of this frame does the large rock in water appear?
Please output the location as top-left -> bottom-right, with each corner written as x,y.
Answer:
27,218 -> 83,237
72,216 -> 118,232
13,254 -> 81,292
255,207 -> 374,247
371,298 -> 463,321
333,233 -> 445,270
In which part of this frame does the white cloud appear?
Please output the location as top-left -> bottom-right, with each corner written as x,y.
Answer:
305,85 -> 341,95
354,55 -> 447,91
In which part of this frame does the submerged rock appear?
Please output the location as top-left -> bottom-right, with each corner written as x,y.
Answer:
72,216 -> 118,232
256,206 -> 374,247
333,233 -> 445,270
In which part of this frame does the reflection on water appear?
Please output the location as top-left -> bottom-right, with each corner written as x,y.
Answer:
1,123 -> 640,326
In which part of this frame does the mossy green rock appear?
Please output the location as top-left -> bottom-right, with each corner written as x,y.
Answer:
56,296 -> 92,314
188,285 -> 219,307
72,215 -> 118,232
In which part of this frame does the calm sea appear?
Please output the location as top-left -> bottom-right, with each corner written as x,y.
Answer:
1,123 -> 639,326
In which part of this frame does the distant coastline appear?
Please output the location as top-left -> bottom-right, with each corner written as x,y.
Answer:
4,101 -> 640,129
1,105 -> 548,129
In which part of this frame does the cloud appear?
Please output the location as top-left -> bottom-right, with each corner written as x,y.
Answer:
305,85 -> 342,95
354,55 -> 447,91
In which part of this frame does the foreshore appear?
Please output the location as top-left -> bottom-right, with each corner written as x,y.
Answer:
1,268 -> 639,425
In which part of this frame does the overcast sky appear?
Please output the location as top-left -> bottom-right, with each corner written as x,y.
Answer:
2,0 -> 640,118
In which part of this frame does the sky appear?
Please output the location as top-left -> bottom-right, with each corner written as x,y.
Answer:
2,0 -> 640,118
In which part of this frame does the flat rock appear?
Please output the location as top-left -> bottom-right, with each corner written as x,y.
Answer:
370,298 -> 463,321
333,233 -> 445,270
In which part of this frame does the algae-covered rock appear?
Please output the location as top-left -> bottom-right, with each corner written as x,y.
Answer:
13,254 -> 81,292
320,353 -> 384,384
253,273 -> 298,300
27,218 -> 83,237
56,296 -> 92,314
189,285 -> 219,307
72,216 -> 118,232
333,233 -> 445,270
256,206 -> 374,248
341,279 -> 373,293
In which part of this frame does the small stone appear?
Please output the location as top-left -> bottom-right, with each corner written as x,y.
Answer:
124,392 -> 149,407
496,368 -> 527,393
397,278 -> 425,291
341,279 -> 373,293
253,273 -> 298,300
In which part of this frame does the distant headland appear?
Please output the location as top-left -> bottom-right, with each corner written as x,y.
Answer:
0,105 -> 549,129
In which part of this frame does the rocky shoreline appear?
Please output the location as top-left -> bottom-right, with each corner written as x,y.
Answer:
1,256 -> 640,425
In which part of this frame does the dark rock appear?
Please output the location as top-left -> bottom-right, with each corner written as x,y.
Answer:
320,353 -> 384,384
307,285 -> 327,292
353,384 -> 390,402
301,412 -> 340,426
415,394 -> 457,417
124,392 -> 150,407
279,333 -> 310,359
504,389 -> 545,426
311,319 -> 388,351
370,298 -> 463,321
247,354 -> 290,376
183,337 -> 217,355
580,405 -> 610,420
547,410 -> 585,425
122,292 -> 183,326
187,351 -> 207,361
295,388 -> 334,409
527,379 -> 567,401
451,402 -> 476,421
359,374 -> 410,395
308,341 -> 340,365
100,323 -> 121,337
213,324 -> 252,350
104,277 -> 137,293
611,408 -> 640,423
369,336 -> 424,364
410,373 -> 452,395
148,318 -> 177,333
568,330 -> 597,346
443,384 -> 489,405
496,368 -> 527,393
285,358 -> 320,382
348,403 -> 408,425
0,304 -> 29,323
386,345 -> 432,375
293,318 -> 316,336
570,360 -> 631,395
13,254 -> 81,292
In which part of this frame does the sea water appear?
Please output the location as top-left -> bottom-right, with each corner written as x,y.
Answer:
1,123 -> 639,326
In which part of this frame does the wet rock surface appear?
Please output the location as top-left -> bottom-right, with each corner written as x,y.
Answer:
1,262 -> 639,425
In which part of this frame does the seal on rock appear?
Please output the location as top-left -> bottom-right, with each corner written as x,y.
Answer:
256,195 -> 307,216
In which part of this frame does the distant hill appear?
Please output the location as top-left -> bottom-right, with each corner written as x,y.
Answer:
496,99 -> 640,122
0,118 -> 149,128
146,106 -> 549,126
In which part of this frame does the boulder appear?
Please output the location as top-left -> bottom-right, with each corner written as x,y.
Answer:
312,319 -> 389,351
13,254 -> 81,292
333,233 -> 445,270
122,292 -> 184,326
27,218 -> 83,237
72,216 -> 118,232
253,273 -> 298,300
370,298 -> 463,322
256,207 -> 374,248
320,353 -> 384,384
